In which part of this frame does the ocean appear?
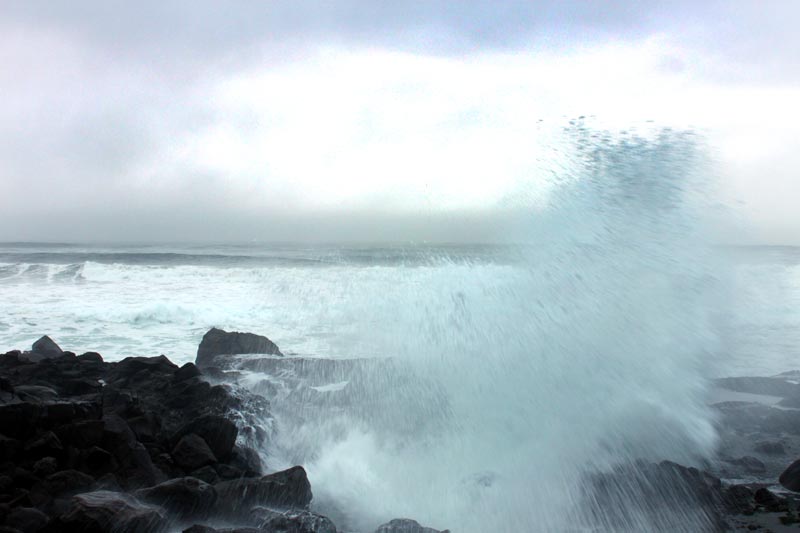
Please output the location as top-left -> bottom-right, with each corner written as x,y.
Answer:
1,242 -> 797,378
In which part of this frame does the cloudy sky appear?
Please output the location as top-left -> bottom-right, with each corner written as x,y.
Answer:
0,1 -> 798,243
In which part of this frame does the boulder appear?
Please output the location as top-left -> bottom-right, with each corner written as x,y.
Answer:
214,466 -> 312,517
31,336 -> 63,359
252,507 -> 337,533
58,490 -> 166,532
172,415 -> 237,461
135,477 -> 216,519
172,434 -> 217,472
779,458 -> 800,491
196,328 -> 282,368
373,519 -> 449,533
4,506 -> 49,532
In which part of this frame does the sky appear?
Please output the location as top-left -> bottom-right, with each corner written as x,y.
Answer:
0,1 -> 798,243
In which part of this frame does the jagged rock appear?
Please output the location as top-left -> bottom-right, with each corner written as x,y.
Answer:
196,328 -> 282,368
227,446 -> 262,477
58,490 -> 166,532
4,506 -> 48,532
32,458 -> 58,478
29,470 -> 94,506
14,386 -> 58,402
172,434 -> 217,472
586,460 -> 727,532
175,363 -> 201,382
722,484 -> 754,515
172,415 -> 237,461
135,477 -> 216,520
373,519 -> 449,533
754,487 -> 787,512
252,507 -> 337,533
31,337 -> 63,359
214,466 -> 312,517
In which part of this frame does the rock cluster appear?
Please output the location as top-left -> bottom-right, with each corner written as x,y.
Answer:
0,332 -> 447,533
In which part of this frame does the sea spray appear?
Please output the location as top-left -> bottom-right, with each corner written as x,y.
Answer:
264,124 -> 725,531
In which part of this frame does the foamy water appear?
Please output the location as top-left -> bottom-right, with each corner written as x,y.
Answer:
2,129 -> 799,531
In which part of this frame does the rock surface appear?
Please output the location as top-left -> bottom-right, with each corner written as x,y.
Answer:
196,328 -> 283,368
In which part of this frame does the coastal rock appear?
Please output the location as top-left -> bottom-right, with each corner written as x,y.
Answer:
172,434 -> 217,472
172,415 -> 237,461
373,519 -> 450,533
754,440 -> 785,455
779,458 -> 800,491
31,336 -> 63,359
4,506 -> 49,532
214,466 -> 312,517
135,477 -> 216,519
196,328 -> 282,368
252,507 -> 337,533
57,490 -> 166,532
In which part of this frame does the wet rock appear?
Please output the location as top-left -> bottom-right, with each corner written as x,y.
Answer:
196,328 -> 282,369
373,519 -> 449,533
14,386 -> 58,403
189,466 -> 219,485
77,353 -> 103,364
58,490 -> 166,533
723,484 -> 754,515
57,420 -> 105,449
174,363 -> 201,382
252,507 -> 337,533
4,506 -> 48,532
24,432 -> 63,459
183,526 -> 219,533
135,477 -> 216,520
779,458 -> 800,491
0,435 -> 20,462
172,434 -> 217,472
84,446 -> 117,475
754,487 -> 787,512
30,470 -> 94,506
32,458 -> 58,478
227,446 -> 262,477
172,415 -> 237,461
214,466 -> 312,517
30,337 -> 63,360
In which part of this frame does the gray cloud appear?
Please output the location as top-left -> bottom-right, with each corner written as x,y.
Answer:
0,1 -> 798,243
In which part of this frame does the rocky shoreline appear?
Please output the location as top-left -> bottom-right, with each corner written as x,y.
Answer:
2,329 -> 800,532
0,330 -> 447,533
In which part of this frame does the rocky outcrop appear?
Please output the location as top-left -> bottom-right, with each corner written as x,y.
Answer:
373,518 -> 450,533
196,328 -> 282,369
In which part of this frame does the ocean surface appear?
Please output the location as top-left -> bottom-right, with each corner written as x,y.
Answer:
0,242 -> 797,378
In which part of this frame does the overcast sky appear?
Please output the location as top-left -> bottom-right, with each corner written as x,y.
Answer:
0,1 -> 798,243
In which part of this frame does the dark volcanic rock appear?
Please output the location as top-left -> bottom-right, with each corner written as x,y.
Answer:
31,336 -> 63,359
57,490 -> 166,532
196,328 -> 282,368
172,415 -> 237,461
214,466 -> 312,517
252,507 -> 337,533
586,460 -> 728,532
172,434 -> 217,472
5,506 -> 49,532
373,519 -> 449,533
135,477 -> 216,520
779,458 -> 800,491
